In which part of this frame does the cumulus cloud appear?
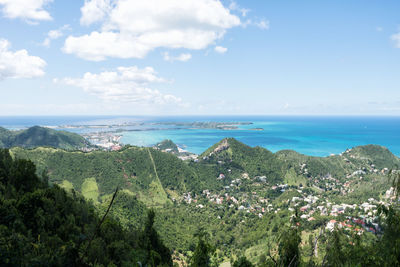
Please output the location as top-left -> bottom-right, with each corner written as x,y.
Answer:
391,32 -> 400,48
60,66 -> 183,105
214,46 -> 227,54
0,39 -> 46,80
163,52 -> 192,62
42,24 -> 71,47
80,0 -> 113,26
63,0 -> 241,61
0,0 -> 52,22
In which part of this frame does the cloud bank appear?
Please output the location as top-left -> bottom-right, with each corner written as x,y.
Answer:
0,0 -> 52,22
61,66 -> 183,105
64,0 -> 241,61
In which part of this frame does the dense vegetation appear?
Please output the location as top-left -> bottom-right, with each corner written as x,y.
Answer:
0,126 -> 90,150
0,149 -> 172,266
155,139 -> 179,154
4,138 -> 400,265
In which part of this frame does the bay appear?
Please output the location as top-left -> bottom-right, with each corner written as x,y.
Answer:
0,115 -> 399,157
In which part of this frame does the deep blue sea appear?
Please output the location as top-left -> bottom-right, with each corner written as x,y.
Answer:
0,116 -> 399,157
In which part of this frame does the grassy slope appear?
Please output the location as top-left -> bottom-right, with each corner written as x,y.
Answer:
81,177 -> 99,203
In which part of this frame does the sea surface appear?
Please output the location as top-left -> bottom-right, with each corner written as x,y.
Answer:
0,116 -> 399,157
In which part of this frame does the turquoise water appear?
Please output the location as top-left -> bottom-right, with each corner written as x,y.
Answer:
0,116 -> 399,157
119,116 -> 400,156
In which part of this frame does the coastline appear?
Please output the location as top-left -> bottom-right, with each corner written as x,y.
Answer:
1,116 -> 400,157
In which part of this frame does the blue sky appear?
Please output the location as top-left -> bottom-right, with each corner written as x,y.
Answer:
0,0 -> 399,115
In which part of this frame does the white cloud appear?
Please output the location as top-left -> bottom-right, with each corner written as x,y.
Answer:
0,0 -> 52,22
228,1 -> 249,17
376,26 -> 383,32
80,0 -> 113,26
241,18 -> 269,30
255,19 -> 269,30
64,0 -> 241,61
163,52 -> 192,62
0,39 -> 46,80
60,66 -> 182,105
391,32 -> 400,48
42,24 -> 71,47
214,46 -> 227,54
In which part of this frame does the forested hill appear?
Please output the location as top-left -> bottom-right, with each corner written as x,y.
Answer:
10,138 -> 400,205
8,138 -> 400,265
0,126 -> 90,150
0,149 -> 172,266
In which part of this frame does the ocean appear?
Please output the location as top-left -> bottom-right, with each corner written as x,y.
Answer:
0,115 -> 399,157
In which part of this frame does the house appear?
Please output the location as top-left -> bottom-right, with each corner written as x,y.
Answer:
300,214 -> 309,219
300,205 -> 310,212
258,176 -> 267,183
326,220 -> 337,232
292,197 -> 301,202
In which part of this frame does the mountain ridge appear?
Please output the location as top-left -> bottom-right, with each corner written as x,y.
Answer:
7,137 -> 400,264
0,126 -> 91,150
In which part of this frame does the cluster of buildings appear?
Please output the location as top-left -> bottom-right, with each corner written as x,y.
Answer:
171,144 -> 398,239
83,132 -> 123,151
177,161 -> 397,237
179,175 -> 293,219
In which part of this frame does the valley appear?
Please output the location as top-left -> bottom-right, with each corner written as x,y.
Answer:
9,137 -> 400,265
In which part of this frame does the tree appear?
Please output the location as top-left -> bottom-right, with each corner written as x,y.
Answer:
144,209 -> 172,267
277,227 -> 301,267
232,256 -> 254,267
190,228 -> 215,267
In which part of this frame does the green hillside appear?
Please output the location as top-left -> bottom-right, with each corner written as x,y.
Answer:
0,149 -> 172,266
8,138 -> 400,265
0,126 -> 90,150
11,137 -> 399,208
10,145 -> 217,206
154,139 -> 179,154
200,138 -> 285,183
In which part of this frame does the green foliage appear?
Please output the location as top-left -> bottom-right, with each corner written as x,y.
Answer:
6,138 -> 400,265
155,139 -> 179,154
190,229 -> 215,267
59,179 -> 74,192
277,227 -> 301,267
0,126 -> 90,150
144,209 -> 173,266
351,145 -> 400,169
0,148 -> 172,266
233,256 -> 254,267
201,138 -> 285,184
11,146 -> 205,203
81,177 -> 99,203
100,190 -> 148,230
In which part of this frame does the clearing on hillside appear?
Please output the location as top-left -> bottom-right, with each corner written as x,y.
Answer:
81,177 -> 99,203
60,180 -> 74,192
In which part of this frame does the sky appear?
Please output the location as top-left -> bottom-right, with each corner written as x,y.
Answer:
0,0 -> 399,116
